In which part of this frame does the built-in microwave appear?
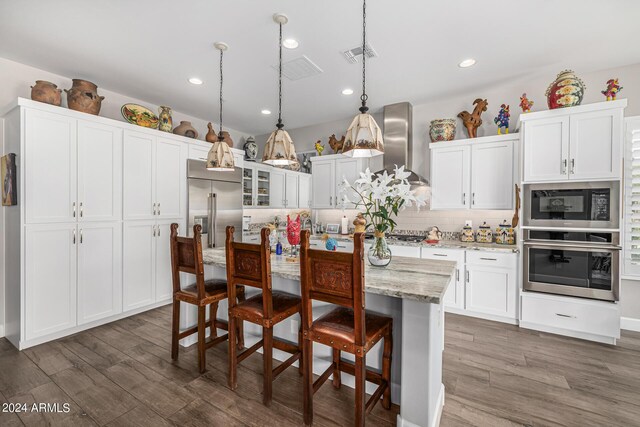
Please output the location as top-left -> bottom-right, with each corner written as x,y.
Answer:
523,181 -> 619,229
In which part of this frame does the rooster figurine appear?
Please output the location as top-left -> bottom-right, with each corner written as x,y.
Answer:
494,104 -> 510,135
328,134 -> 346,154
602,78 -> 623,101
286,214 -> 301,247
314,140 -> 325,156
519,93 -> 534,113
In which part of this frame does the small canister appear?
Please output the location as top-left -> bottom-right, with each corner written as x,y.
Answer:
475,222 -> 493,243
495,220 -> 515,245
460,224 -> 475,242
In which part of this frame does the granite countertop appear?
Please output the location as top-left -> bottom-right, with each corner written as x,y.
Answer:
202,247 -> 455,304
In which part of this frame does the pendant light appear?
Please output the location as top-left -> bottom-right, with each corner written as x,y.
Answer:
262,13 -> 297,166
342,0 -> 384,158
206,42 -> 235,171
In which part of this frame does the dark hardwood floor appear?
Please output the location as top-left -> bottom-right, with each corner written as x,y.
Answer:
0,307 -> 639,426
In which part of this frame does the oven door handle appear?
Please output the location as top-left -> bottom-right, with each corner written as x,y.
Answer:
523,241 -> 622,251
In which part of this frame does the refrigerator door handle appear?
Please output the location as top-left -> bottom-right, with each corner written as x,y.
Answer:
208,193 -> 217,248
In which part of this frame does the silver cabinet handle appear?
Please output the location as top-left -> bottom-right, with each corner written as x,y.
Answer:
562,159 -> 567,174
455,269 -> 459,282
73,229 -> 76,244
73,202 -> 76,218
466,270 -> 470,282
80,229 -> 83,244
157,203 -> 161,216
570,159 -> 575,175
157,226 -> 160,237
80,202 -> 83,217
555,313 -> 576,319
472,193 -> 475,205
433,253 -> 448,257
153,202 -> 157,215
480,257 -> 497,261
462,193 -> 466,205
153,225 -> 156,237
329,196 -> 332,206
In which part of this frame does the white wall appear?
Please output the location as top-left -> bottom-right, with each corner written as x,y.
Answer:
0,118 -> 4,337
0,57 -> 251,145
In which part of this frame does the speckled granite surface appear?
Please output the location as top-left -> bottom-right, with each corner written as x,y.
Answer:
202,247 -> 455,304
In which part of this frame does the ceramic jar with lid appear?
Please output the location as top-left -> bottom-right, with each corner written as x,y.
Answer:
461,224 -> 475,242
429,119 -> 456,142
495,220 -> 515,245
545,70 -> 586,109
475,222 -> 493,243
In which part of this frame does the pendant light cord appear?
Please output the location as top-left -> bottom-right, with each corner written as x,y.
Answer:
218,47 -> 224,139
360,0 -> 368,113
277,21 -> 284,129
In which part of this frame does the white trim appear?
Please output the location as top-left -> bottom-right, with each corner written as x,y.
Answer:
518,99 -> 627,122
519,321 -> 617,345
396,384 -> 444,427
445,306 -> 518,325
428,133 -> 518,149
621,317 -> 640,332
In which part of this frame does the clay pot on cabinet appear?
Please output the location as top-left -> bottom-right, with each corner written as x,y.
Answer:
64,79 -> 104,115
429,119 -> 456,142
205,123 -> 234,147
545,70 -> 586,109
173,121 -> 198,139
30,80 -> 62,106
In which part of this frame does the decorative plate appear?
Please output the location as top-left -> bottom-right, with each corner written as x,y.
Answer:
121,104 -> 159,129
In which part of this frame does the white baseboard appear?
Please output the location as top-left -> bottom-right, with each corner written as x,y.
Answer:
396,384 -> 444,427
0,324 -> 4,339
621,317 -> 640,332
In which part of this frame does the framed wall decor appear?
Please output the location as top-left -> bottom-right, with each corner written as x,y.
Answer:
326,223 -> 340,234
1,153 -> 17,206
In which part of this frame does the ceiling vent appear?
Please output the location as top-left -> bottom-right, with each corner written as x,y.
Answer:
342,43 -> 378,64
272,55 -> 323,81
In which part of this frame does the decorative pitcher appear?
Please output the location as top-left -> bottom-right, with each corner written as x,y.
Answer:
158,106 -> 173,132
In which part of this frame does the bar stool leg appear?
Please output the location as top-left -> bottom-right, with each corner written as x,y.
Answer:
303,338 -> 314,426
228,314 -> 238,390
236,288 -> 245,350
263,327 -> 274,406
171,299 -> 180,360
332,349 -> 341,389
354,354 -> 366,427
197,305 -> 207,373
209,302 -> 218,339
298,326 -> 304,376
382,330 -> 393,410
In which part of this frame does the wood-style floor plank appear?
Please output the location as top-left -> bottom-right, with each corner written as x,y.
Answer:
1,308 -> 639,426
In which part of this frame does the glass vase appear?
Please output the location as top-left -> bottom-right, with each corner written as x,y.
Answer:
368,232 -> 392,267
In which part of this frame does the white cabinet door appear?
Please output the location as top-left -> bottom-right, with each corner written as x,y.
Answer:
188,144 -> 209,161
77,222 -> 122,324
430,146 -> 470,209
298,174 -> 312,209
123,131 -> 155,220
312,160 -> 335,208
77,121 -> 122,222
25,224 -> 77,339
25,110 -> 77,224
335,158 -> 362,209
523,116 -> 569,182
269,169 -> 286,208
233,151 -> 244,169
569,109 -> 622,180
155,220 -> 176,302
285,172 -> 299,208
155,137 -> 184,219
421,248 -> 465,310
388,245 -> 421,258
471,141 -> 514,209
123,221 -> 156,311
465,266 -> 516,319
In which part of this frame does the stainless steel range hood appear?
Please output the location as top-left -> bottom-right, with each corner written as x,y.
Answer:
378,102 -> 429,187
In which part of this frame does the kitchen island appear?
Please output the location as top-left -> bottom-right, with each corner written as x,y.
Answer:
182,247 -> 455,427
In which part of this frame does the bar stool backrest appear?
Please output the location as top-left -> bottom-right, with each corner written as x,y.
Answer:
170,223 -> 206,300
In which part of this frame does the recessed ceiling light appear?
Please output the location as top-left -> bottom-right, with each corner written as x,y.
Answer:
283,38 -> 299,49
458,59 -> 476,68
188,77 -> 203,85
342,88 -> 354,95
261,109 -> 272,115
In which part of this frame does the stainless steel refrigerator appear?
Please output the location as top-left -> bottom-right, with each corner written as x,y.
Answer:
187,159 -> 242,247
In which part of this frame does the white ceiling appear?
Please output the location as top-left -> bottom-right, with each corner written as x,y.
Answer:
1,0 -> 640,135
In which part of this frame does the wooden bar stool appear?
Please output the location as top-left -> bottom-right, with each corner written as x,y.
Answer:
170,223 -> 245,373
225,226 -> 303,405
299,230 -> 393,426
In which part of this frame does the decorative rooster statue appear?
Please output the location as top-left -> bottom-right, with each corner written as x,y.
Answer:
601,78 -> 623,101
457,98 -> 488,138
328,134 -> 346,153
494,104 -> 510,134
286,214 -> 301,246
519,93 -> 534,113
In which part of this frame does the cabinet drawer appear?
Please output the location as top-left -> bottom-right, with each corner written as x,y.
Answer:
521,293 -> 619,338
421,247 -> 464,262
388,245 -> 421,258
466,251 -> 516,269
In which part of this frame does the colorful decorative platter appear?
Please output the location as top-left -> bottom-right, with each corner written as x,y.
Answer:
121,103 -> 159,129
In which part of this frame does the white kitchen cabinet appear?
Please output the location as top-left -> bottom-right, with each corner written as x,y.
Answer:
285,172 -> 299,208
421,248 -> 465,310
123,131 -> 155,220
430,145 -> 470,209
298,173 -> 312,209
311,159 -> 335,208
522,116 -> 569,182
569,109 -> 622,180
77,121 -> 122,222
156,220 -> 178,302
521,100 -> 626,182
471,141 -> 514,209
77,222 -> 122,325
24,109 -> 77,224
155,137 -> 184,218
269,169 -> 286,209
25,224 -> 77,340
465,253 -> 517,321
388,244 -> 421,258
123,221 -> 157,311
335,157 -> 361,209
